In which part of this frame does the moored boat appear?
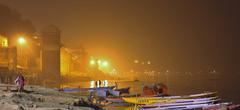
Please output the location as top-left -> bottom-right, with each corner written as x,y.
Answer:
106,97 -> 125,103
60,86 -> 116,93
114,87 -> 130,94
140,101 -> 228,110
122,92 -> 217,105
141,97 -> 219,109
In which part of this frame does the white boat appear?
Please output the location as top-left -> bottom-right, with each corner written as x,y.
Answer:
141,97 -> 218,108
141,99 -> 219,109
123,92 -> 217,105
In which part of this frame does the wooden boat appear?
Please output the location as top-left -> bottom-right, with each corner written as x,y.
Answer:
141,97 -> 219,109
106,94 -> 141,103
122,92 -> 217,105
60,86 -> 115,93
202,103 -> 230,110
140,100 -> 223,110
114,87 -> 130,94
106,97 -> 125,103
141,103 -> 211,110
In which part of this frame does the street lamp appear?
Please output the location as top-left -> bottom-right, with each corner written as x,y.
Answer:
18,37 -> 26,45
102,61 -> 108,67
17,36 -> 27,71
89,59 -> 96,65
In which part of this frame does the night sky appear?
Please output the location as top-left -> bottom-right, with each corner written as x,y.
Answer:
1,0 -> 239,72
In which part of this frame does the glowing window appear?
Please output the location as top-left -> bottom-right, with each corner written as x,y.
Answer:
0,36 -> 8,47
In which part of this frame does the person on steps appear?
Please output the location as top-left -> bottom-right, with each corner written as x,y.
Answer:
15,74 -> 25,93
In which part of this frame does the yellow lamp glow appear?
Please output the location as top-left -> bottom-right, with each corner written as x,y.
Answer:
102,61 -> 108,67
97,60 -> 102,65
18,37 -> 26,45
89,60 -> 96,65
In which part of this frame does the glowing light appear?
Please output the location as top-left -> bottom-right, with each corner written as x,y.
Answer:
134,60 -> 139,63
0,36 -> 8,47
18,37 -> 26,45
89,60 -> 96,65
103,80 -> 108,87
110,68 -> 118,75
147,61 -> 151,65
90,80 -> 95,88
102,61 -> 108,67
88,57 -> 113,73
97,60 -> 101,65
33,36 -> 38,39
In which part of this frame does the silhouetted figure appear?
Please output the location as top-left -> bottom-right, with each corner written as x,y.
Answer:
98,80 -> 101,87
95,80 -> 102,88
95,81 -> 98,88
15,74 -> 25,93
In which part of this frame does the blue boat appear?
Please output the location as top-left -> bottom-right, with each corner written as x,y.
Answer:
60,86 -> 116,93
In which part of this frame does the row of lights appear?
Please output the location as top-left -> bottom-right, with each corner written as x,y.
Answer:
134,60 -> 151,65
89,58 -> 119,75
89,59 -> 109,67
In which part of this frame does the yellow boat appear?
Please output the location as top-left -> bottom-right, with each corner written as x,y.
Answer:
122,97 -> 180,105
122,92 -> 217,105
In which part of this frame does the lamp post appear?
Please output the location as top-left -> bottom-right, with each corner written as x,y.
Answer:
17,36 -> 26,72
18,37 -> 26,45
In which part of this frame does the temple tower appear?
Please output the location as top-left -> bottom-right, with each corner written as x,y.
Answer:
41,25 -> 61,88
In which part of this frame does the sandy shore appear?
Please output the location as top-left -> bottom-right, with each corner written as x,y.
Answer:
0,85 -> 95,110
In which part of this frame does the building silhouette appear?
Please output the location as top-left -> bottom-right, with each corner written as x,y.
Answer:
41,25 -> 61,88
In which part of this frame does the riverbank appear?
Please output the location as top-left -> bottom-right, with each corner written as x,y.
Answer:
0,85 -> 95,110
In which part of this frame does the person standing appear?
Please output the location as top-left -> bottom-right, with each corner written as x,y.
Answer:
15,74 -> 25,93
98,80 -> 102,87
95,80 -> 98,88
